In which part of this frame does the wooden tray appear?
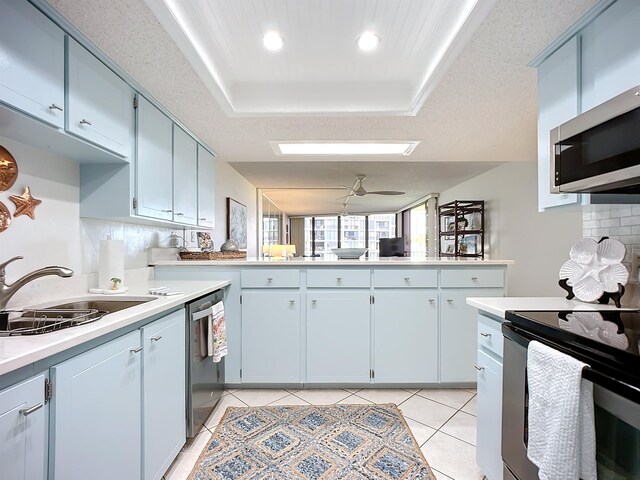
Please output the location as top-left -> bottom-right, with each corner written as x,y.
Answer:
179,251 -> 247,260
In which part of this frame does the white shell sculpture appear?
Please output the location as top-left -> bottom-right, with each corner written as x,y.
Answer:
559,238 -> 629,302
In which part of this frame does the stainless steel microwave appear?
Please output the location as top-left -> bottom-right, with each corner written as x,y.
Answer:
551,84 -> 640,194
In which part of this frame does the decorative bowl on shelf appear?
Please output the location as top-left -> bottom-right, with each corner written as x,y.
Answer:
331,248 -> 368,259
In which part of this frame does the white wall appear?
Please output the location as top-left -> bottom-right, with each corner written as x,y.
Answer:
438,161 -> 583,296
214,160 -> 258,256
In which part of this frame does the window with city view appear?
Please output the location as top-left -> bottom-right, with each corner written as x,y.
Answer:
302,213 -> 396,256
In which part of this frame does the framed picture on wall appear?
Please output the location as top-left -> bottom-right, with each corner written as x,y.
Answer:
226,197 -> 247,249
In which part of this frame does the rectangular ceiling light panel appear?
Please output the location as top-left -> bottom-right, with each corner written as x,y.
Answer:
272,141 -> 420,156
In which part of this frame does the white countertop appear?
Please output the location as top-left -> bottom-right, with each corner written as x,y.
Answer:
0,279 -> 229,377
466,296 -> 635,318
152,257 -> 514,266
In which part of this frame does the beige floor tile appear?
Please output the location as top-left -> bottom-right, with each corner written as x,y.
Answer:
403,388 -> 420,394
204,394 -> 247,429
232,388 -> 290,407
461,395 -> 477,416
405,417 -> 437,447
416,388 -> 475,410
439,410 -> 477,446
399,395 -> 457,429
293,389 -> 351,405
353,388 -> 414,405
269,394 -> 311,406
164,429 -> 211,480
421,432 -> 483,480
431,468 -> 454,479
337,394 -> 373,405
344,388 -> 362,394
463,388 -> 477,394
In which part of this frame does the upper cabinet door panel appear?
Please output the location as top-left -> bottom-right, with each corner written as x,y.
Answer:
173,126 -> 198,225
136,95 -> 173,220
197,145 -> 216,228
67,38 -> 133,157
0,1 -> 64,128
537,36 -> 579,210
581,0 -> 640,112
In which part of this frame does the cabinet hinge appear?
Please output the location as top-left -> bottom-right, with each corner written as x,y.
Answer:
132,197 -> 137,210
44,379 -> 53,404
133,95 -> 138,109
370,295 -> 374,304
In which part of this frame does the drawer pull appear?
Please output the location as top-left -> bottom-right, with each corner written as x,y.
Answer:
428,299 -> 435,303
48,103 -> 63,111
447,299 -> 453,303
480,332 -> 491,337
336,277 -> 342,283
199,217 -> 207,221
289,300 -> 295,304
79,118 -> 92,126
266,277 -> 273,282
161,209 -> 172,213
130,346 -> 143,353
404,277 -> 410,282
175,212 -> 184,216
151,335 -> 163,342
474,365 -> 484,371
471,277 -> 478,281
19,403 -> 43,416
311,300 -> 317,305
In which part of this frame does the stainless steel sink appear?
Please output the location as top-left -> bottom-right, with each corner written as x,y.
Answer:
1,297 -> 157,336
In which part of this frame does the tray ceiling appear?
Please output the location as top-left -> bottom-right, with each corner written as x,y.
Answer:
143,0 -> 495,115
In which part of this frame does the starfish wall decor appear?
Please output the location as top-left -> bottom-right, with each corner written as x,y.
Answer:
9,186 -> 42,220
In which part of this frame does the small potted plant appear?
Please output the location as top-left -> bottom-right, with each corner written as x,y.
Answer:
110,277 -> 122,290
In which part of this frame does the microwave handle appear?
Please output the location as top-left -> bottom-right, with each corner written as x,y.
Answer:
549,127 -> 561,194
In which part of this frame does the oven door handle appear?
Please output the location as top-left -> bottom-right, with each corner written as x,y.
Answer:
503,323 -> 640,404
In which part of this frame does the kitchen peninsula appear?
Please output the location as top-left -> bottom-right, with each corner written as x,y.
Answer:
153,257 -> 513,386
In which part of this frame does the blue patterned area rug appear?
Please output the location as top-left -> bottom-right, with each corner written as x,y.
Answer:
188,403 -> 435,479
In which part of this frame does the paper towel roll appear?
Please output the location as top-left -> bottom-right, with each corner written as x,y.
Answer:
98,239 -> 125,290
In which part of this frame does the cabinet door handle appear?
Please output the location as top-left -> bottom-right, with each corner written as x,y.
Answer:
480,332 -> 491,337
311,300 -> 317,305
428,299 -> 435,303
474,365 -> 484,371
471,277 -> 478,281
151,335 -> 163,342
199,217 -> 207,221
79,118 -> 92,126
19,403 -> 43,416
336,277 -> 342,283
175,212 -> 184,216
161,209 -> 172,213
447,299 -> 453,303
130,346 -> 143,353
289,300 -> 295,305
48,103 -> 63,111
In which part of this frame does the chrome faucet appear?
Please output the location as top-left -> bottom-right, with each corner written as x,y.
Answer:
0,256 -> 74,311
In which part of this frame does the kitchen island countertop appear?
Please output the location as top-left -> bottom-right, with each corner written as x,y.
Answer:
151,257 -> 514,266
0,279 -> 230,377
467,296 -> 634,318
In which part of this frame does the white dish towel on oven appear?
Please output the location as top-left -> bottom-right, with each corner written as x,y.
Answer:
527,340 -> 597,480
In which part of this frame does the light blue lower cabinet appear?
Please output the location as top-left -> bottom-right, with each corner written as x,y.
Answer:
476,349 -> 503,480
142,310 -> 186,480
0,373 -> 47,480
50,330 -> 142,480
373,290 -> 438,383
241,290 -> 301,383
440,289 -> 503,383
306,290 -> 371,383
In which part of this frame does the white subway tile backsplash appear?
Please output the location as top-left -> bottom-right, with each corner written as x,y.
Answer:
610,226 -> 632,236
633,206 -> 640,216
620,216 -> 640,226
582,220 -> 598,229
600,218 -> 620,228
594,211 -> 611,220
610,207 -> 632,218
633,226 -> 640,235
592,228 -> 611,237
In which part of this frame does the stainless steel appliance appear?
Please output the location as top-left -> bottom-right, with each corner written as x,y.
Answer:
551,84 -> 640,194
502,310 -> 640,480
186,289 -> 225,437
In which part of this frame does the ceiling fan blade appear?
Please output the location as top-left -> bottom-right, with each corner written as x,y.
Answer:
366,190 -> 406,196
336,193 -> 354,200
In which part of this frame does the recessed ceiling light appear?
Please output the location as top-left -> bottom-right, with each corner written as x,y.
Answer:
357,32 -> 380,51
263,31 -> 284,51
271,141 -> 419,156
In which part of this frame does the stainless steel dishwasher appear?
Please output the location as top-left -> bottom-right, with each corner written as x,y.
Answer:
186,289 -> 225,437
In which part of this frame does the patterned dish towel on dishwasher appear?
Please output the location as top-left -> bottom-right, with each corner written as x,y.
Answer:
207,301 -> 227,362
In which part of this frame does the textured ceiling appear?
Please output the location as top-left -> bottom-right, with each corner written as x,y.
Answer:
46,0 -> 598,215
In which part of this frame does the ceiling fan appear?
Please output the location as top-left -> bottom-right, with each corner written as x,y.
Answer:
339,174 -> 406,199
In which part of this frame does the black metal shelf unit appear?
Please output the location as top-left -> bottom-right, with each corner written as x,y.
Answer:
438,200 -> 485,258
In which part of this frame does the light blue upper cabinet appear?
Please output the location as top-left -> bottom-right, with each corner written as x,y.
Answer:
0,1 -> 64,129
537,36 -> 580,211
136,95 -> 173,220
581,0 -> 640,112
67,38 -> 133,157
173,126 -> 198,225
197,145 -> 216,229
0,373 -> 47,480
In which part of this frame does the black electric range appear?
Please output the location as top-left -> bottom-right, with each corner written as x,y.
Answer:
505,309 -> 640,393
